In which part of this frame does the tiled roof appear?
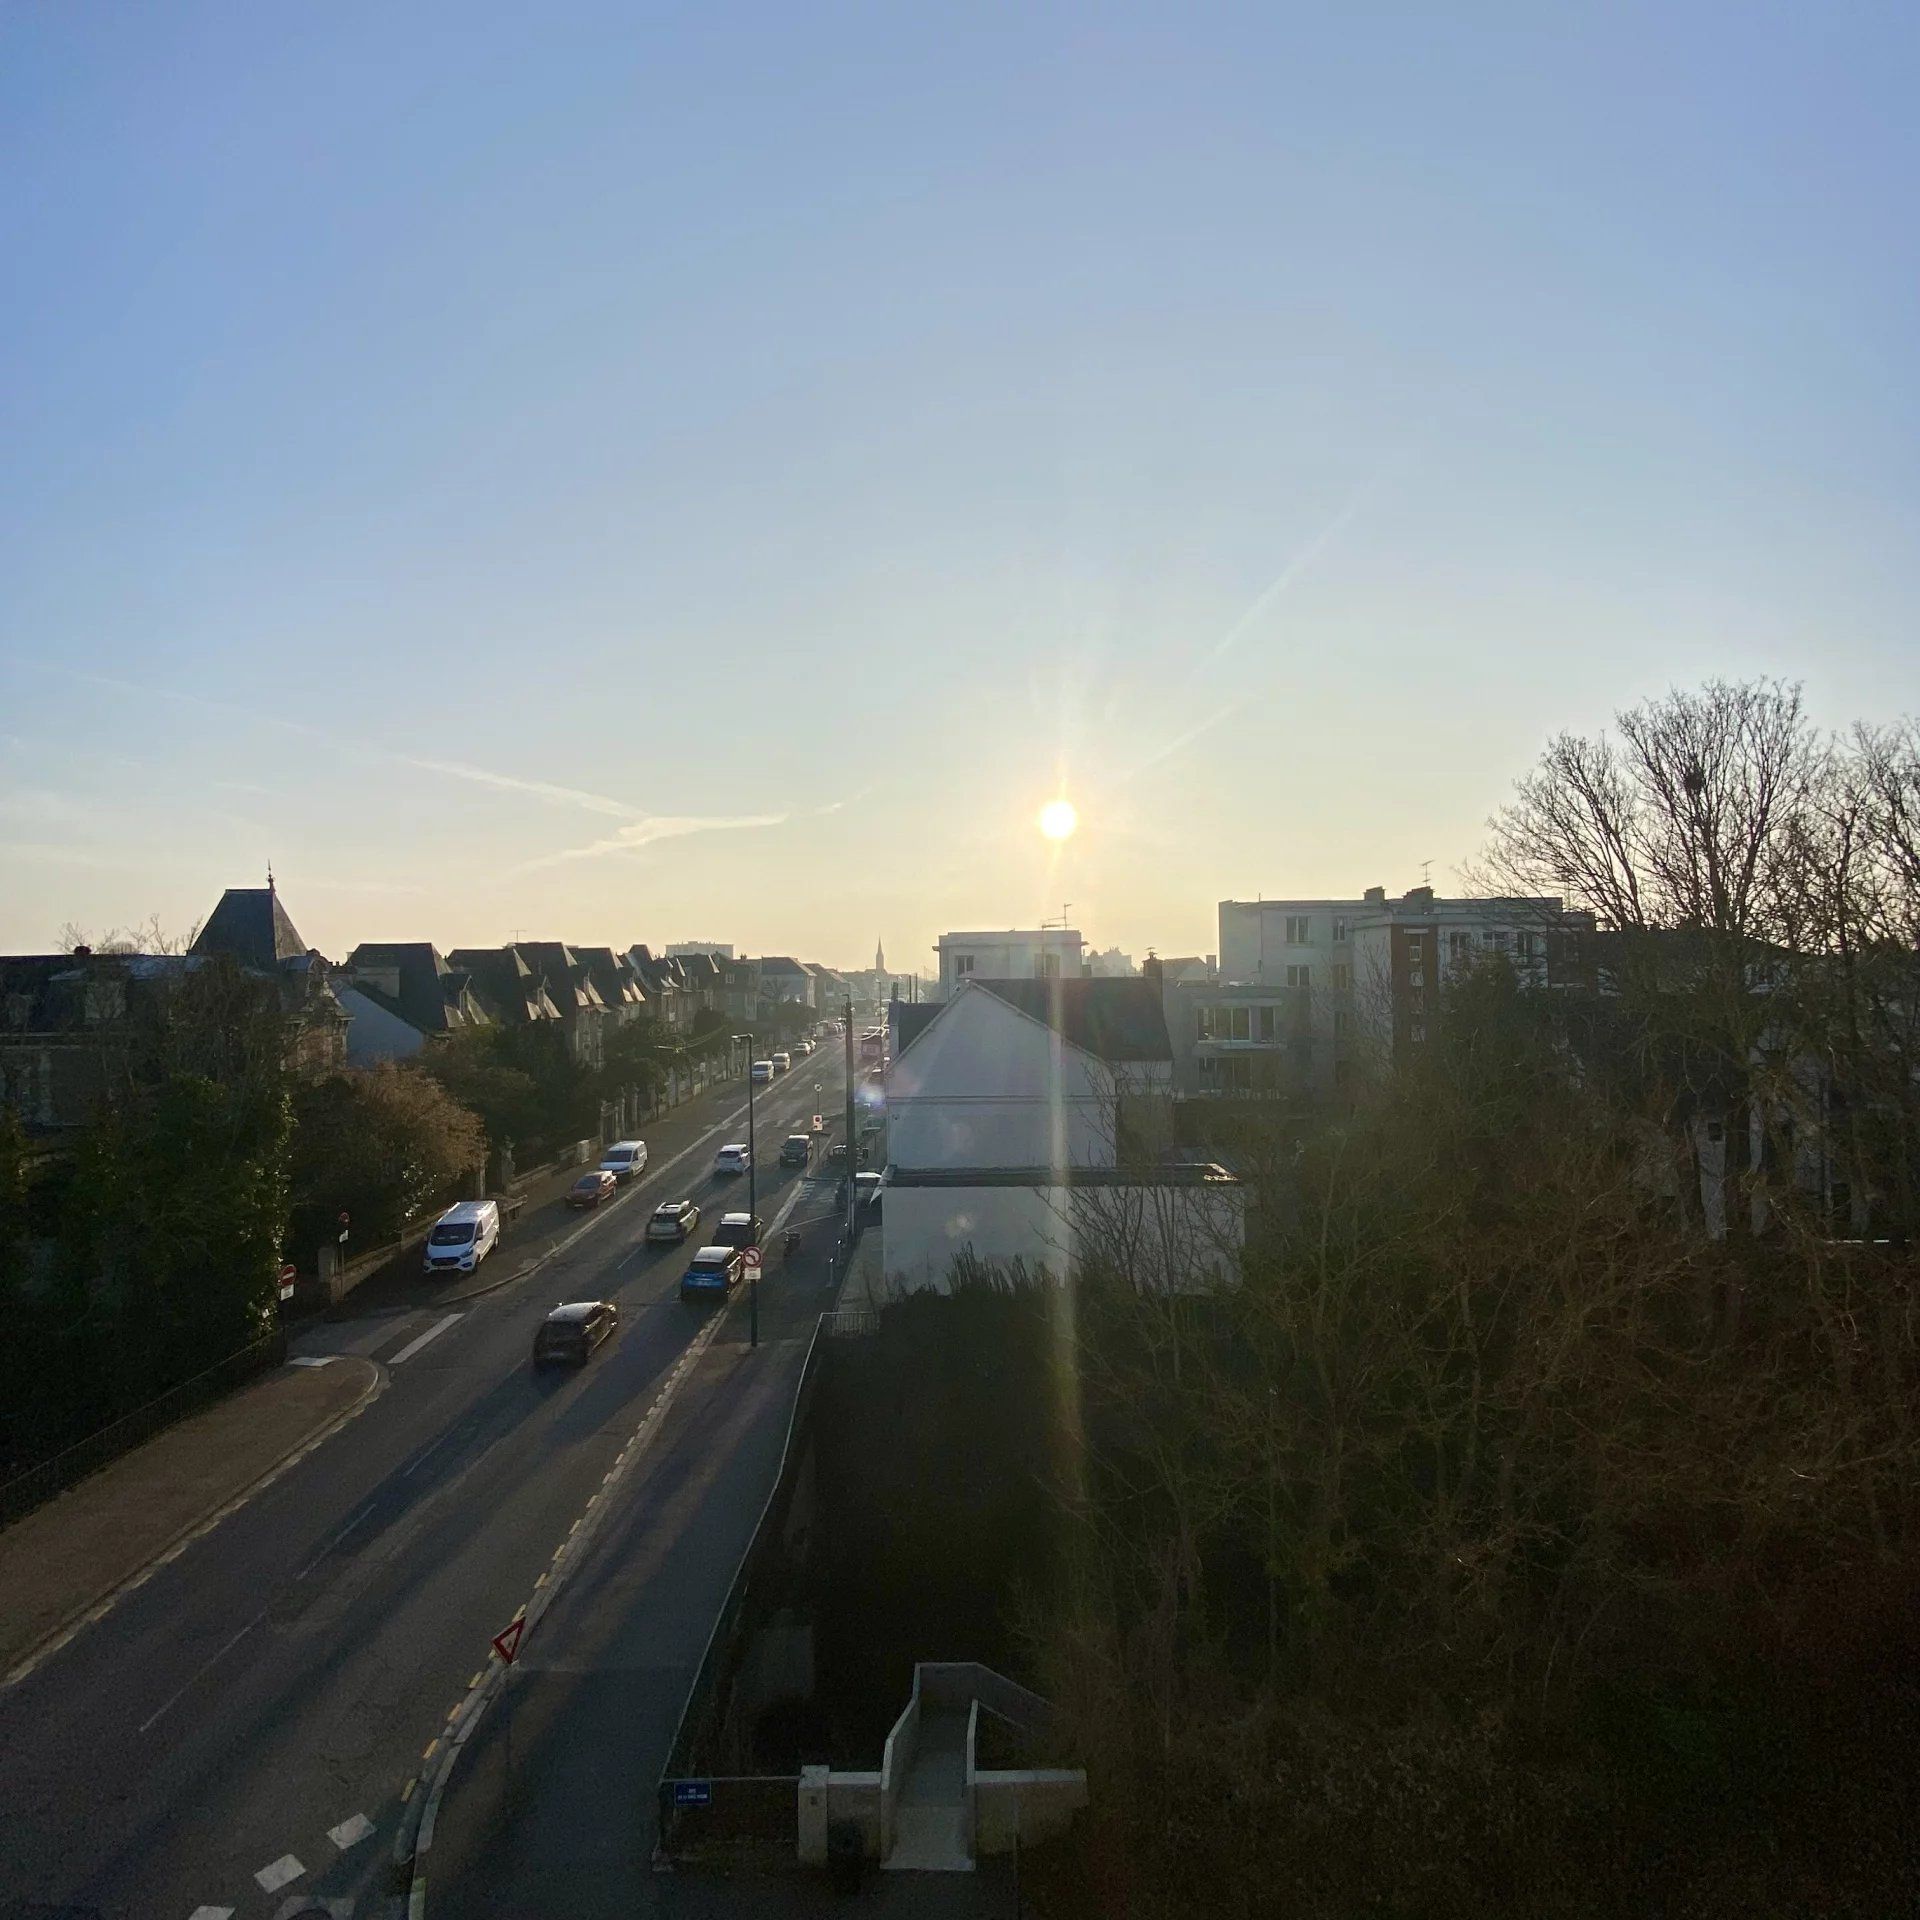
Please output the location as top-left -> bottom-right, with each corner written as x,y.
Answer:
974,978 -> 1172,1063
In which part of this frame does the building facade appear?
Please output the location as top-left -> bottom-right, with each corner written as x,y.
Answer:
933,928 -> 1086,1000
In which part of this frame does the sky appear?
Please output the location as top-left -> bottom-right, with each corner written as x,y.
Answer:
2,1 -> 1916,971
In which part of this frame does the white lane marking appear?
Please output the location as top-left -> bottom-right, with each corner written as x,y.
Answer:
288,1355 -> 337,1368
295,1500 -> 378,1579
400,1422 -> 464,1479
254,1852 -> 304,1891
388,1313 -> 461,1367
186,1907 -> 235,1919
136,1611 -> 266,1735
328,1811 -> 376,1850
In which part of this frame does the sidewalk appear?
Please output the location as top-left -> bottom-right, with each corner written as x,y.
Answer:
0,1353 -> 380,1682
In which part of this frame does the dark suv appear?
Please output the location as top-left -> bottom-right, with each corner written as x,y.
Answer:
712,1210 -> 761,1250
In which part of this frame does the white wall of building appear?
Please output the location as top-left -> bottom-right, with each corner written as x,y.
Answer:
935,928 -> 1085,999
887,982 -> 1119,1170
882,1180 -> 1244,1294
336,985 -> 427,1066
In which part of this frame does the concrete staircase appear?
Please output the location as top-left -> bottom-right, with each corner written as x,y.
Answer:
883,1705 -> 973,1872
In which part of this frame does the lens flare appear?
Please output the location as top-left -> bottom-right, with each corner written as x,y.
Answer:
1038,799 -> 1078,842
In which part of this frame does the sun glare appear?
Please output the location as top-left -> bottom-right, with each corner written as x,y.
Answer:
1038,798 -> 1079,842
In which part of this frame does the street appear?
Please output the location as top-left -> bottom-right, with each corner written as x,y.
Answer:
0,1049 -> 848,1920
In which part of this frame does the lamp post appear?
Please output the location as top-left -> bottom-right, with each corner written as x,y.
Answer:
733,1034 -> 758,1348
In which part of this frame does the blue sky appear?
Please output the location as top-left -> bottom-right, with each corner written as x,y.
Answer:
3,1 -> 1916,968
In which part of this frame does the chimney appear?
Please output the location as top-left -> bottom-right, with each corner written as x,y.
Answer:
71,943 -> 92,958
1363,886 -> 1386,905
1142,951 -> 1165,994
1405,885 -> 1435,910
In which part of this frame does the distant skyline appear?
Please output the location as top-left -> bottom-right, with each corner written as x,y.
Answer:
4,2 -> 1917,966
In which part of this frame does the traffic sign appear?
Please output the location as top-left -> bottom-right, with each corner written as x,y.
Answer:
673,1779 -> 713,1807
491,1616 -> 526,1665
277,1263 -> 297,1302
742,1246 -> 762,1273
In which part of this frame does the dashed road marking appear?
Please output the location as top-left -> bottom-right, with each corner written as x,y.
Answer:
187,1906 -> 235,1919
328,1811 -> 375,1850
401,1775 -> 418,1802
254,1852 -> 304,1892
388,1312 -> 462,1367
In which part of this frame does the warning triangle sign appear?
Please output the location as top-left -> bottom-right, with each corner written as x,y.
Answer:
491,1616 -> 526,1665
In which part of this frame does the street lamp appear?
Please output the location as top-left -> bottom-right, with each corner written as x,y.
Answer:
732,1034 -> 758,1348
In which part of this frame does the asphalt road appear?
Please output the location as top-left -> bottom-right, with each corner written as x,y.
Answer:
0,1048 -> 849,1920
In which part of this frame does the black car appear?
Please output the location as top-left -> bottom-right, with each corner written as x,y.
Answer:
533,1299 -> 619,1365
780,1134 -> 813,1167
712,1210 -> 762,1250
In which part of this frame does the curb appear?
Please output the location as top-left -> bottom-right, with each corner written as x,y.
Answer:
397,1169 -> 823,1915
393,1306 -> 737,1915
3,1355 -> 386,1690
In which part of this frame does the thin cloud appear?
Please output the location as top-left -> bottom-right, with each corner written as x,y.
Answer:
42,667 -> 650,821
511,812 -> 791,873
1127,699 -> 1246,780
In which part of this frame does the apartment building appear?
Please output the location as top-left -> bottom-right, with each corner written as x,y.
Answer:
1171,886 -> 1589,1099
934,927 -> 1085,999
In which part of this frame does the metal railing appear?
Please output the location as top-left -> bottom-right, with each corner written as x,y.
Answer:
654,1312 -> 831,1861
0,1330 -> 286,1527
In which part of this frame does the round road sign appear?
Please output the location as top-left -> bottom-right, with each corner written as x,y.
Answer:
742,1246 -> 763,1272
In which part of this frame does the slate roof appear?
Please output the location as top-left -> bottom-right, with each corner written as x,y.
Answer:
447,947 -> 562,1024
572,946 -> 647,1011
192,888 -> 311,971
342,943 -> 479,1036
973,977 -> 1172,1063
889,1002 -> 941,1056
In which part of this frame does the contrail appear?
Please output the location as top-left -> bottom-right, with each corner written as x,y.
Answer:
1202,480 -> 1368,668
511,812 -> 791,873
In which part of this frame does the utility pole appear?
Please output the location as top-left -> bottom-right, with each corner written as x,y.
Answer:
843,995 -> 856,1252
734,1033 -> 758,1348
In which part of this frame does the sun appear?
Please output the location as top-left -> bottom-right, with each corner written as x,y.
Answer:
1038,798 -> 1079,842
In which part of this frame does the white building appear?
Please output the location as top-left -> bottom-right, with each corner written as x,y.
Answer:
1171,887 -> 1589,1098
665,941 -> 734,959
933,927 -> 1085,1000
878,977 -> 1242,1294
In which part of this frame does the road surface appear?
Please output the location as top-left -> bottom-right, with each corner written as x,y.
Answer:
0,1048 -> 847,1920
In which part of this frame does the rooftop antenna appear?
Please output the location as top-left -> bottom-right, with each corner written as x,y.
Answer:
1420,859 -> 1433,888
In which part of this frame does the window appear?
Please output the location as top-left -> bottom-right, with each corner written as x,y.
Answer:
1410,1017 -> 1427,1044
1285,964 -> 1310,989
1284,915 -> 1311,944
1331,917 -> 1349,942
1448,930 -> 1472,965
1036,952 -> 1060,978
954,953 -> 975,976
1332,962 -> 1352,991
1409,968 -> 1425,989
1256,1006 -> 1276,1043
1489,929 -> 1511,953
1406,934 -> 1424,960
1335,1008 -> 1351,1037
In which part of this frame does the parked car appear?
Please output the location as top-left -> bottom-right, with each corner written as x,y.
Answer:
780,1133 -> 812,1167
713,1142 -> 752,1176
827,1141 -> 849,1166
646,1199 -> 700,1243
533,1299 -> 618,1365
771,1050 -> 792,1074
567,1170 -> 618,1209
423,1199 -> 501,1276
713,1209 -> 762,1250
599,1140 -> 649,1183
853,1171 -> 885,1210
679,1244 -> 744,1300
750,1059 -> 774,1084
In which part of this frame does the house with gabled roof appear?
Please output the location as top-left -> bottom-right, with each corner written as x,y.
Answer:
573,946 -> 649,1029
876,977 -> 1241,1296
447,947 -> 565,1030
334,943 -> 489,1066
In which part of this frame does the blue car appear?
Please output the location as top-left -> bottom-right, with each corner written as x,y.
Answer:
679,1245 -> 743,1301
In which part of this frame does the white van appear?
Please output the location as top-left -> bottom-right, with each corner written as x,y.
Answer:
424,1199 -> 501,1276
599,1140 -> 649,1183
750,1059 -> 774,1084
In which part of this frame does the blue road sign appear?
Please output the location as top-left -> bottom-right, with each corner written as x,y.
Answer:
673,1779 -> 713,1807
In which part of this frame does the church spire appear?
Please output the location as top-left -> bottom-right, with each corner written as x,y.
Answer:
875,935 -> 885,974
